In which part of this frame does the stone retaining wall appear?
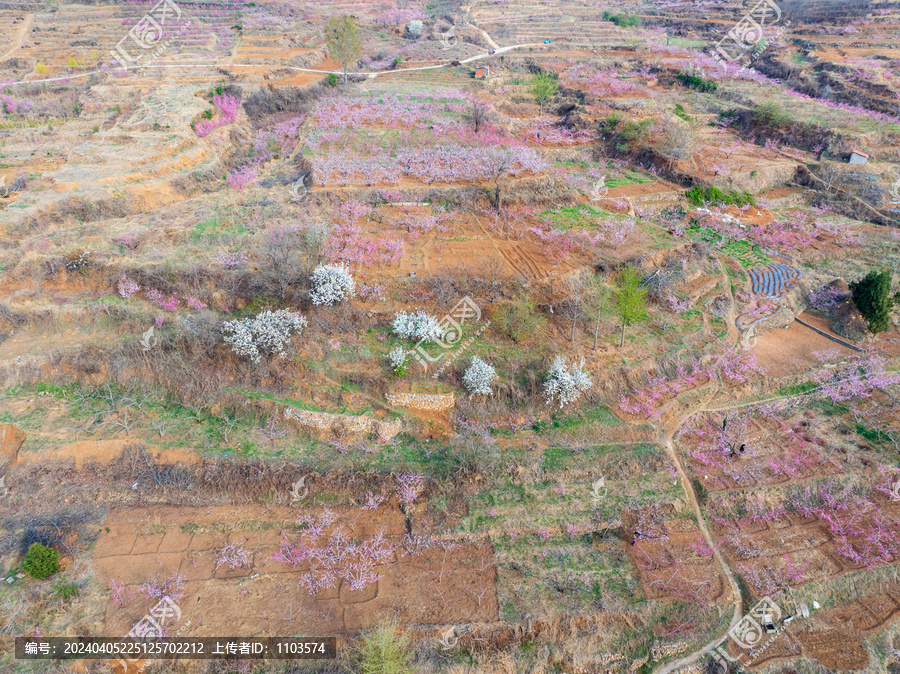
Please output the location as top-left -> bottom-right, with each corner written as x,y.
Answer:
282,407 -> 402,443
386,392 -> 455,411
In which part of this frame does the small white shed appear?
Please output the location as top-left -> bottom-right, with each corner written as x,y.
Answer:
849,150 -> 869,165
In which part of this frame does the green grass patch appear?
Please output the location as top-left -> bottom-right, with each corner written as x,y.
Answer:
541,205 -> 635,231
602,10 -> 641,27
686,225 -> 770,267
685,185 -> 754,208
855,424 -> 893,446
532,405 -> 622,432
676,72 -> 717,93
776,381 -> 817,396
225,388 -> 371,416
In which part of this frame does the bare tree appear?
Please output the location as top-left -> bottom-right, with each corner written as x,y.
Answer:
470,99 -> 490,133
560,270 -> 589,343
472,257 -> 506,302
657,114 -> 697,161
589,276 -> 612,350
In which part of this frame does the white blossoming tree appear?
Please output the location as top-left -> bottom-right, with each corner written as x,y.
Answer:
309,263 -> 356,306
544,356 -> 592,408
387,346 -> 410,376
463,356 -> 498,395
222,309 -> 307,363
391,310 -> 443,343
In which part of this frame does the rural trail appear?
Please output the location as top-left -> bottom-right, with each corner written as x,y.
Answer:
652,385 -> 743,674
0,13 -> 32,62
1,42 -> 544,87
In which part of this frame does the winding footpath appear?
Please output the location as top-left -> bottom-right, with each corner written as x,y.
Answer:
650,384 -> 742,674
0,13 -> 32,62
1,43 -> 543,88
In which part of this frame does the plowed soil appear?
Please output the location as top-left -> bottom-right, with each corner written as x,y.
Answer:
94,504 -> 498,639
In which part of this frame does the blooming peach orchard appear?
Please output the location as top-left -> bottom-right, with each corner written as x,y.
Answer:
1,1 -> 899,672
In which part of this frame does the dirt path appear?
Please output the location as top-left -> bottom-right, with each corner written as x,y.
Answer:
1,42 -> 543,87
0,13 -> 31,62
475,28 -> 500,51
656,423 -> 742,674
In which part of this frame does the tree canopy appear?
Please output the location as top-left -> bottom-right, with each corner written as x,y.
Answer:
615,265 -> 648,347
530,72 -> 559,115
850,270 -> 893,334
324,15 -> 362,83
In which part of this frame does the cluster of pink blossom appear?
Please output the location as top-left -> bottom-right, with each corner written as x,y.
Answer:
356,283 -> 386,302
139,573 -> 185,601
396,473 -> 425,510
215,542 -> 252,570
258,415 -> 286,442
780,87 -> 900,124
195,93 -> 240,137
694,207 -> 850,254
520,116 -> 595,145
390,207 -> 458,238
663,291 -> 691,313
242,4 -> 296,30
323,222 -> 405,267
737,557 -> 808,596
109,580 -> 135,606
595,214 -> 637,245
186,297 -> 207,310
117,275 -> 141,299
689,533 -> 714,558
683,410 -> 829,489
483,205 -> 538,239
252,115 -> 306,162
714,475 -> 900,571
789,481 -> 900,569
620,347 -> 760,418
375,7 -> 427,26
811,354 -> 900,404
528,224 -> 603,263
145,288 -> 179,312
535,527 -> 553,540
441,124 -> 522,149
302,130 -> 350,152
313,92 -> 467,130
561,66 -> 649,96
361,44 -> 417,71
646,42 -> 780,84
808,283 -> 850,315
270,509 -> 398,594
226,166 -> 257,192
315,146 -> 547,186
399,146 -> 547,184
1,94 -> 34,115
339,200 -> 371,225
565,523 -> 582,537
362,492 -> 386,510
210,250 -> 248,268
315,152 -> 402,186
